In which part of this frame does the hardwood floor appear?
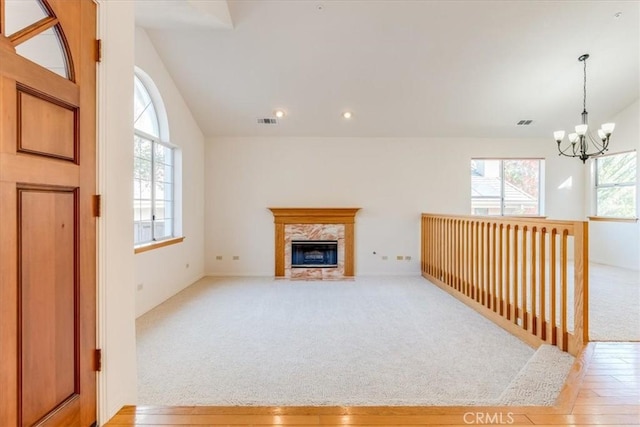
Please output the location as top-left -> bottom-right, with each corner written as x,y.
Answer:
105,342 -> 639,426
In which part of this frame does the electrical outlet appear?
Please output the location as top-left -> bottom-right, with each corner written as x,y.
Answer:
396,255 -> 404,260
233,256 -> 240,260
405,256 -> 412,261
382,256 -> 388,260
216,256 -> 223,260
137,283 -> 143,291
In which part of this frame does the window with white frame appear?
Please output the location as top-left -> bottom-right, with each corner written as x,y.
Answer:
134,74 -> 174,245
471,158 -> 544,216
594,151 -> 637,218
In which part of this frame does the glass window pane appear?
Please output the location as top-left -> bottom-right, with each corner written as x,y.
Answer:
597,152 -> 636,186
154,143 -> 173,166
133,74 -> 176,246
4,0 -> 48,37
597,187 -> 636,217
134,76 -> 160,137
155,181 -> 173,201
471,197 -> 501,216
154,200 -> 165,220
154,163 -> 173,186
134,157 -> 151,181
471,159 -> 502,198
504,200 -> 539,216
138,221 -> 153,243
140,180 -> 152,199
138,200 -> 152,221
134,136 -> 152,160
471,158 -> 542,216
503,159 -> 540,199
15,26 -> 69,78
154,220 -> 171,240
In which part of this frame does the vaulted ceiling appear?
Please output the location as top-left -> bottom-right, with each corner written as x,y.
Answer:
135,0 -> 639,138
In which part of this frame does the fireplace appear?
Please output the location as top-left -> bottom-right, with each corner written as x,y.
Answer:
291,240 -> 338,268
268,207 -> 360,279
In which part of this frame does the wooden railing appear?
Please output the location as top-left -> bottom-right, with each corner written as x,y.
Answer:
421,214 -> 588,356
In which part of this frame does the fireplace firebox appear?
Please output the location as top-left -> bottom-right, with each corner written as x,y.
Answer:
291,240 -> 338,268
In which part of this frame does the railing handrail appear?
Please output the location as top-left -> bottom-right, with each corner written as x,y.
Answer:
420,213 -> 589,356
421,213 -> 583,233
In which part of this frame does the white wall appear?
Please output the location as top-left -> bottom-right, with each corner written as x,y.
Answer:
205,137 -> 584,276
588,99 -> 640,270
98,0 -> 137,423
134,28 -> 206,316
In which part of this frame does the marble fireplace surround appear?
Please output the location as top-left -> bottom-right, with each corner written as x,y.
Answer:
268,208 -> 360,279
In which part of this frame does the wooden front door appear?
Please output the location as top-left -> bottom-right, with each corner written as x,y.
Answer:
0,0 -> 97,426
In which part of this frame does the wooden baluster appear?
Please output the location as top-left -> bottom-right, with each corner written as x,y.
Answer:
451,218 -> 455,288
440,217 -> 445,281
442,218 -> 447,283
573,221 -> 589,351
539,226 -> 547,341
436,217 -> 440,279
480,222 -> 485,305
467,220 -> 472,297
550,228 -> 557,345
453,219 -> 462,292
421,217 -> 425,274
432,217 -> 437,276
497,224 -> 503,316
521,226 -> 528,330
445,218 -> 449,284
511,225 -> 518,324
475,220 -> 480,301
430,217 -> 435,277
448,218 -> 452,286
485,221 -> 490,308
491,222 -> 497,312
505,224 -> 511,320
426,216 -> 430,275
560,229 -> 568,351
530,226 -> 537,335
458,219 -> 463,292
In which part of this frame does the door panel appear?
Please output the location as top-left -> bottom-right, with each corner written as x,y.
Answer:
0,0 -> 97,426
18,88 -> 77,161
20,189 -> 78,427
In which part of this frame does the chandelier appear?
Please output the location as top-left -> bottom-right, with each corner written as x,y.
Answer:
553,54 -> 615,163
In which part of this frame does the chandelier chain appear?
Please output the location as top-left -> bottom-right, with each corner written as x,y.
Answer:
583,58 -> 587,113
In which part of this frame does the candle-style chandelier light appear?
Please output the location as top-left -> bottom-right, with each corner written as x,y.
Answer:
553,54 -> 615,163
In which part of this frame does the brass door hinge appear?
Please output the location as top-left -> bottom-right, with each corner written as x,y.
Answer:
95,39 -> 102,62
93,194 -> 101,217
94,349 -> 102,372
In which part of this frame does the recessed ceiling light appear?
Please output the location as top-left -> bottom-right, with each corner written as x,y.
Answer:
274,110 -> 286,118
342,111 -> 352,119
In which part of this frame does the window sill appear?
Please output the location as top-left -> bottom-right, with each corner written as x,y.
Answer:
588,216 -> 638,224
134,236 -> 185,254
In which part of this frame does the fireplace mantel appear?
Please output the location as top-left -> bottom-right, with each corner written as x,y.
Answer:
268,208 -> 360,278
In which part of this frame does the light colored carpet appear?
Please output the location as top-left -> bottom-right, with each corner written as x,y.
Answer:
589,263 -> 640,341
498,345 -> 574,405
137,276 -> 573,406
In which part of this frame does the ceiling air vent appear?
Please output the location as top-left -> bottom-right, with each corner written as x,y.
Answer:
257,118 -> 278,125
517,120 -> 534,126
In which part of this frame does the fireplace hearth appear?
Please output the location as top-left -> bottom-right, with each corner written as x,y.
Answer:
291,240 -> 338,268
268,207 -> 361,279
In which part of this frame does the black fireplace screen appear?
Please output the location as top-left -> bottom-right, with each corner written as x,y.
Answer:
291,240 -> 338,268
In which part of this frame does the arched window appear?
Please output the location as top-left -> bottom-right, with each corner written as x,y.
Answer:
134,72 -> 175,246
